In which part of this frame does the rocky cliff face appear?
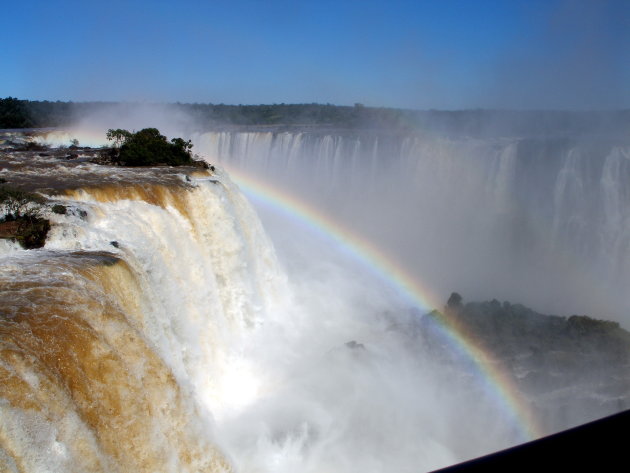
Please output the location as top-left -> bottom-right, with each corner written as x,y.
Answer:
420,296 -> 630,434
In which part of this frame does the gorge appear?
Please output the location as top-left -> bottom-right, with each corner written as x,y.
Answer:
1,118 -> 629,472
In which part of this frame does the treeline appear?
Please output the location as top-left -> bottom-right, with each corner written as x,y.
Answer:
2,97 -> 629,137
181,102 -> 418,129
422,293 -> 630,430
0,97 -> 77,128
432,293 -> 630,361
0,97 -> 416,130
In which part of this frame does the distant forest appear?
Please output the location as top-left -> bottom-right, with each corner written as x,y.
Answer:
2,97 -> 629,137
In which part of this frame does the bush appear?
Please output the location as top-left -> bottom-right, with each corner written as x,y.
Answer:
0,185 -> 50,249
107,128 -> 193,166
13,217 -> 50,249
567,315 -> 620,335
0,185 -> 45,217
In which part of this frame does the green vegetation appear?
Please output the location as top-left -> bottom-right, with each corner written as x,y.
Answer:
566,314 -> 621,335
3,98 -> 630,137
105,128 -> 132,148
0,97 -> 74,128
433,292 -> 630,360
0,99 -> 410,130
421,292 -> 630,431
0,185 -> 50,249
446,291 -> 463,309
106,128 -> 194,166
0,97 -> 33,128
0,185 -> 45,216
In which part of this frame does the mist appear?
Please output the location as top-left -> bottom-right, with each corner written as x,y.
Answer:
44,105 -> 630,471
193,118 -> 630,325
4,0 -> 629,469
35,103 -> 200,148
204,207 -> 527,472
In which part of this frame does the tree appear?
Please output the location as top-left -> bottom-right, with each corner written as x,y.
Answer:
0,185 -> 45,219
170,137 -> 193,153
0,185 -> 49,249
0,97 -> 33,128
447,292 -> 463,310
106,128 -> 132,148
106,128 -> 194,166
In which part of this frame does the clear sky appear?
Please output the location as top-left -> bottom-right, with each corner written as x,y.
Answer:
2,0 -> 628,109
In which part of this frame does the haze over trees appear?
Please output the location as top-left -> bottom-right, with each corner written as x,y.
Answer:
2,97 -> 630,138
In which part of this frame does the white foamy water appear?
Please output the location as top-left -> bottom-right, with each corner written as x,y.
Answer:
195,129 -> 630,323
0,165 -> 287,472
3,124 -> 629,472
0,155 -> 529,472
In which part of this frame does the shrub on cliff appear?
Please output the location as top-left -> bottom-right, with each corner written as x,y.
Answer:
0,185 -> 49,249
0,185 -> 45,217
106,128 -> 193,166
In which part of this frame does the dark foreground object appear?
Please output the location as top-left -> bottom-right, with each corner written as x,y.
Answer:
432,409 -> 629,472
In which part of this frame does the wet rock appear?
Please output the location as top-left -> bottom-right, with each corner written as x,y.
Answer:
72,208 -> 88,220
0,216 -> 50,249
0,220 -> 20,238
192,159 -> 210,169
51,204 -> 67,215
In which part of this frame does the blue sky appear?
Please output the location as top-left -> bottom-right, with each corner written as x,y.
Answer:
2,0 -> 628,109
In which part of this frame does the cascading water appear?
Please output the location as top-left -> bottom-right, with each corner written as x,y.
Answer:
0,159 -> 288,472
0,251 -> 231,473
196,129 -> 630,322
3,124 -> 629,472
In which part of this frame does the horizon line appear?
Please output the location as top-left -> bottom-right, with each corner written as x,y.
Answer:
2,97 -> 629,114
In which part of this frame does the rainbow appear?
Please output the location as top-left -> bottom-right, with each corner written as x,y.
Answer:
224,166 -> 543,443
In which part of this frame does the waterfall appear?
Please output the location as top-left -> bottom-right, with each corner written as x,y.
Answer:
0,167 -> 286,472
196,129 -> 630,321
0,150 -> 535,473
3,126 -> 629,472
